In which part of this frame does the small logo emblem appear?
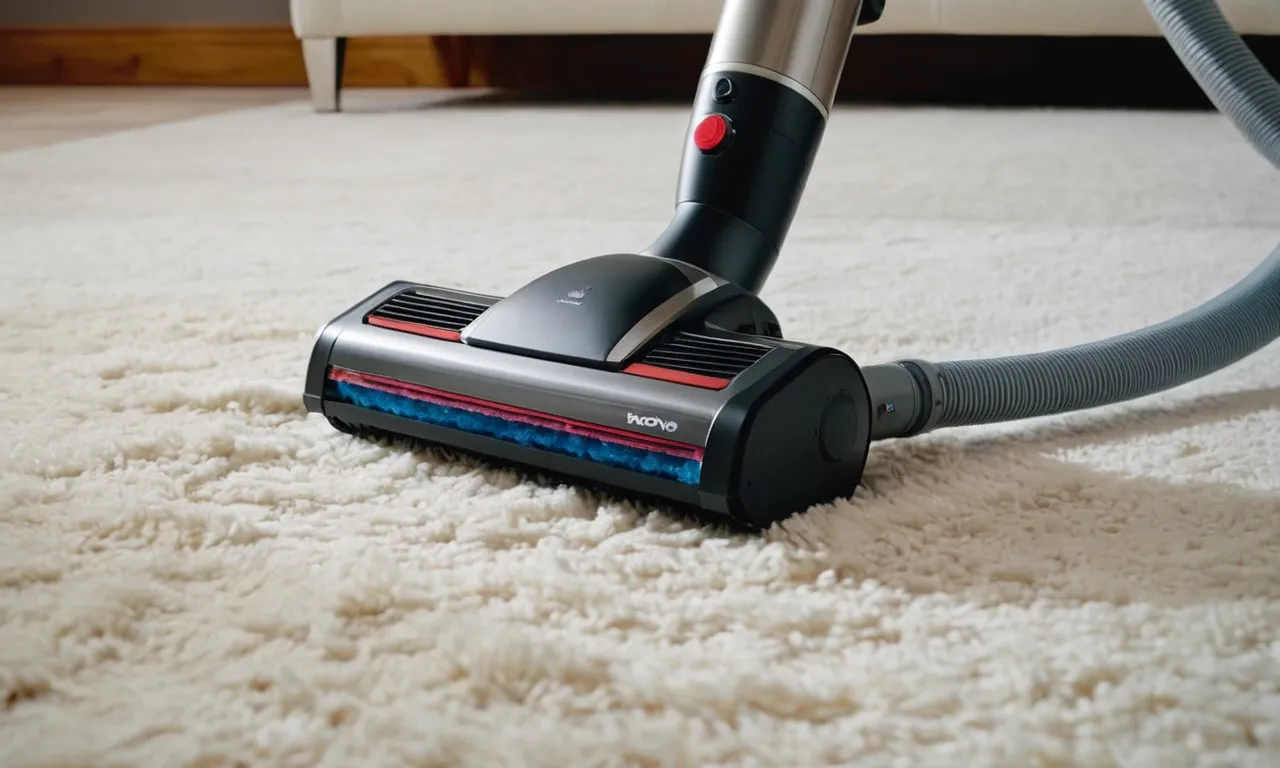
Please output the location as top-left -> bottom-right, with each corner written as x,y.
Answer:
558,286 -> 592,306
627,412 -> 678,433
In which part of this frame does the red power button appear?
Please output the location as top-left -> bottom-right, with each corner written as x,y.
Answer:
693,114 -> 731,152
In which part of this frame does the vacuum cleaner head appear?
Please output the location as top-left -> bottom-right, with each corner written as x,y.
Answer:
305,253 -> 874,528
305,0 -> 1280,527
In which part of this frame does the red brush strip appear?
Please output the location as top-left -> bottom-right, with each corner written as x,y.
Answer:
623,363 -> 729,390
366,316 -> 462,341
328,368 -> 704,461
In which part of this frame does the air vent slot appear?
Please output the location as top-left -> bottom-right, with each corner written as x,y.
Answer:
367,290 -> 489,332
638,331 -> 773,380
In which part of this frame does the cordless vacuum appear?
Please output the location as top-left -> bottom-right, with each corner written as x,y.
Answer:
305,0 -> 1280,529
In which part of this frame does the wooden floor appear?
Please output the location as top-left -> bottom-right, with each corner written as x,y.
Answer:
0,86 -> 303,151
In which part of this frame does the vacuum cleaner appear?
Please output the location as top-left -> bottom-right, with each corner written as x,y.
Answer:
304,0 -> 1280,529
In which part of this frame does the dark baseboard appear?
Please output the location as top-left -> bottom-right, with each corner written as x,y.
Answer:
1,25 -> 1276,108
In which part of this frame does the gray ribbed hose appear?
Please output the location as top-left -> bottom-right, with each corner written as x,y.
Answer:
881,0 -> 1280,433
920,244 -> 1280,430
1146,0 -> 1280,167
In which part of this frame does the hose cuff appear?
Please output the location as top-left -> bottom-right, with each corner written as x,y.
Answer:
894,359 -> 943,437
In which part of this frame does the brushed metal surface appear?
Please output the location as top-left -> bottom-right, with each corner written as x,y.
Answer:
606,276 -> 724,364
703,0 -> 863,114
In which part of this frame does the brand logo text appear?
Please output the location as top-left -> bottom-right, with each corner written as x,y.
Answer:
626,412 -> 678,433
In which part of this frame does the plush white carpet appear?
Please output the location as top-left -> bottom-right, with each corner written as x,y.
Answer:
1,88 -> 1278,767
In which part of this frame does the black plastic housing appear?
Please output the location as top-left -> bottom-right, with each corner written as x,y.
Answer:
644,68 -> 827,294
304,273 -> 873,528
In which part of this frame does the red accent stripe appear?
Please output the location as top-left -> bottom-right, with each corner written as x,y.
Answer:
367,316 -> 462,341
623,363 -> 730,390
365,316 -> 730,391
328,367 -> 704,460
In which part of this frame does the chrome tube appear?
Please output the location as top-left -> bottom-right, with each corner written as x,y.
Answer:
703,0 -> 865,118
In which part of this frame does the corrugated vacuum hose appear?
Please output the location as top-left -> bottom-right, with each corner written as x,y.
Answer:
1147,0 -> 1280,167
873,0 -> 1280,436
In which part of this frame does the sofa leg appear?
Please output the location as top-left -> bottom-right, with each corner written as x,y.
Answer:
302,37 -> 347,112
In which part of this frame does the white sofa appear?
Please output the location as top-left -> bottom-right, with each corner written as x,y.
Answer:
290,0 -> 1280,111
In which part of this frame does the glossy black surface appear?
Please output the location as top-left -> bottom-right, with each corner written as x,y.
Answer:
462,253 -> 696,367
701,348 -> 871,528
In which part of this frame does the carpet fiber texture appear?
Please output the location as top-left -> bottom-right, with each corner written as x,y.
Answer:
1,90 -> 1279,767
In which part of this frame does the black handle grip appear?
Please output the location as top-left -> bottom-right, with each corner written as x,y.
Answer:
644,70 -> 826,294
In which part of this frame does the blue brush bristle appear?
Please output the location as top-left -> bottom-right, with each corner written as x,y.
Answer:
328,380 -> 702,485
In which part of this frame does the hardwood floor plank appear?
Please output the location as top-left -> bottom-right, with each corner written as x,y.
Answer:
0,27 -> 458,88
0,26 -> 308,86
